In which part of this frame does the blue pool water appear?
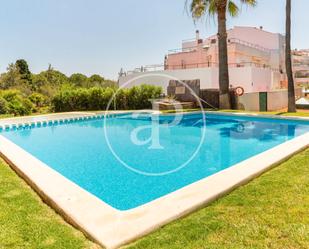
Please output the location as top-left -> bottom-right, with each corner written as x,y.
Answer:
1,113 -> 309,210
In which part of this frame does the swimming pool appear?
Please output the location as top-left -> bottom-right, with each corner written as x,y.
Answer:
1,112 -> 309,211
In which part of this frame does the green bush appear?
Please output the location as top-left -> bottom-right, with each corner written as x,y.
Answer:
52,84 -> 162,112
52,88 -> 90,112
0,97 -> 9,114
29,92 -> 47,109
0,89 -> 34,115
126,84 -> 162,109
88,87 -> 104,110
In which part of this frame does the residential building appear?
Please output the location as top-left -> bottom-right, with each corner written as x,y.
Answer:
292,49 -> 309,86
118,26 -> 288,93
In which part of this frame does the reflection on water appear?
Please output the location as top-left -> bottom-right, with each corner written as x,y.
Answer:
2,113 -> 309,210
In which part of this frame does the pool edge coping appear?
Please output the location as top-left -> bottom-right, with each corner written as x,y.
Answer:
159,110 -> 309,121
0,111 -> 308,249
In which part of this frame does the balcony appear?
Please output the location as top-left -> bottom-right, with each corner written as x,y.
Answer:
121,62 -> 276,76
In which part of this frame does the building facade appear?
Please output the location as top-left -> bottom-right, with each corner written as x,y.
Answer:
292,49 -> 309,86
118,26 -> 293,93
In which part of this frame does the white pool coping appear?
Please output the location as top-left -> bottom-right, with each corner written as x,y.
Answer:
0,111 -> 138,131
0,111 -> 308,249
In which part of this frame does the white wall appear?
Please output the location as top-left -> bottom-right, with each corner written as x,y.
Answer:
238,89 -> 300,111
118,67 -> 277,94
238,92 -> 260,111
267,90 -> 288,111
118,68 -> 214,93
251,67 -> 272,92
229,26 -> 281,50
271,71 -> 281,89
229,67 -> 253,92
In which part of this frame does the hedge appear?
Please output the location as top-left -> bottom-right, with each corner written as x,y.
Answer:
52,84 -> 162,112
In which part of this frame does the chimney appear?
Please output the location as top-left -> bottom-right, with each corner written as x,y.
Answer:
195,30 -> 200,41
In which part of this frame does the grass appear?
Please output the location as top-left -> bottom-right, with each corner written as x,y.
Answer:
0,114 -> 15,119
161,108 -> 203,114
126,149 -> 309,249
220,109 -> 309,117
161,108 -> 309,117
0,111 -> 308,248
1,150 -> 308,249
0,158 -> 99,249
0,113 -> 47,120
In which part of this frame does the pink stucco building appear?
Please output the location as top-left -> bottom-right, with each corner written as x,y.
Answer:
292,49 -> 309,86
166,26 -> 285,72
119,26 -> 289,93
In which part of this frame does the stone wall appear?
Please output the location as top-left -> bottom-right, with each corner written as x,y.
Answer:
167,79 -> 200,103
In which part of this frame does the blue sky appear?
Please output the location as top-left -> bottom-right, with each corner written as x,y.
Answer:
0,0 -> 308,80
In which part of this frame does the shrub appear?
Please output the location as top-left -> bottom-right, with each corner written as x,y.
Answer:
0,89 -> 34,115
1,89 -> 20,102
125,84 -> 162,110
88,87 -> 104,110
100,87 -> 115,110
6,98 -> 33,116
0,97 -> 8,114
114,88 -> 129,110
52,85 -> 162,112
29,92 -> 47,108
52,90 -> 73,112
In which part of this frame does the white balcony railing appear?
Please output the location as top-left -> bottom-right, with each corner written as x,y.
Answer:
121,62 -> 279,76
167,38 -> 272,56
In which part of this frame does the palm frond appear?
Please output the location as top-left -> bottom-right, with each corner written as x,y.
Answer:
228,1 -> 239,17
240,0 -> 257,7
189,0 -> 208,19
187,0 -> 256,19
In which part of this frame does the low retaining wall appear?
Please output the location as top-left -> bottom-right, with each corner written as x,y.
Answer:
237,92 -> 260,111
200,89 -> 238,109
238,88 -> 303,111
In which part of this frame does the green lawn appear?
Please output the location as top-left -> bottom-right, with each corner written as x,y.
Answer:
0,114 -> 15,119
1,150 -> 308,249
220,109 -> 309,117
0,158 -> 99,249
161,108 -> 309,117
126,149 -> 309,249
0,112 -> 309,249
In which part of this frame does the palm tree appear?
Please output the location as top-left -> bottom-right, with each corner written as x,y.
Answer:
189,0 -> 256,109
286,0 -> 296,112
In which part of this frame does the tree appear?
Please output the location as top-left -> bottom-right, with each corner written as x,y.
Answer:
29,92 -> 47,108
89,74 -> 105,87
15,59 -> 33,89
16,59 -> 31,76
32,69 -> 69,97
40,69 -> 69,86
189,0 -> 256,109
286,0 -> 296,112
69,73 -> 88,87
0,63 -> 21,89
